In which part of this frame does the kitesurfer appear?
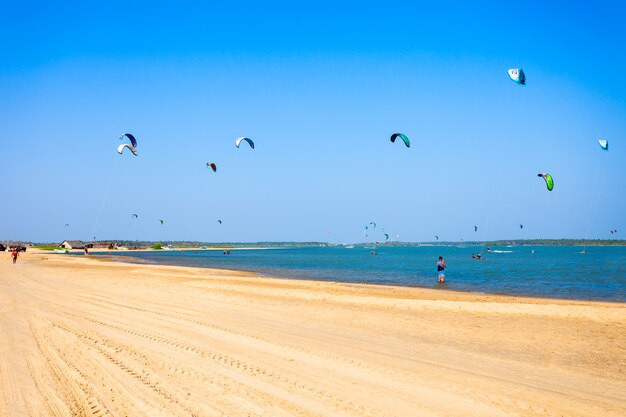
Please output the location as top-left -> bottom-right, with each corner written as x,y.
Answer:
437,256 -> 446,283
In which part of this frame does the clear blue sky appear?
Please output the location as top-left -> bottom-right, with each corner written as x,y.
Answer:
1,1 -> 625,243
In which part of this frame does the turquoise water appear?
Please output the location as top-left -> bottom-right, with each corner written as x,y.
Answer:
97,246 -> 626,301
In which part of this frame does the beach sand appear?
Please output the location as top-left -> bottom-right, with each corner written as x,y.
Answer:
1,252 -> 625,416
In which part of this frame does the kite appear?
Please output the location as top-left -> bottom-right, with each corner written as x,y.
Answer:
235,137 -> 255,149
159,219 -> 164,225
207,162 -> 217,172
508,68 -> 526,86
117,144 -> 138,156
537,173 -> 554,191
119,133 -> 137,148
390,133 -> 410,148
598,140 -> 608,151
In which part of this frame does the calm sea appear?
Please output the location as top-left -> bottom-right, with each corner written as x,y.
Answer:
91,246 -> 626,302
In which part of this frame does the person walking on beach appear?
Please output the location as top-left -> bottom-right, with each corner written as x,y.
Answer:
437,256 -> 446,284
11,248 -> 19,264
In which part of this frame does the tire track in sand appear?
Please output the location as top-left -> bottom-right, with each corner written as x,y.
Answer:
57,308 -> 378,417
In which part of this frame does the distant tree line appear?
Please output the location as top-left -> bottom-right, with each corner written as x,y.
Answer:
21,239 -> 626,248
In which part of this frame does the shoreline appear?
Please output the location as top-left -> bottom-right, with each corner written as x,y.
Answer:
53,248 -> 626,305
33,251 -> 626,319
44,246 -> 280,254
2,251 -> 625,416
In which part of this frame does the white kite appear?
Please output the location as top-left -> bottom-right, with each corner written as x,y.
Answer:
598,139 -> 608,151
235,137 -> 255,149
117,144 -> 138,156
507,68 -> 526,86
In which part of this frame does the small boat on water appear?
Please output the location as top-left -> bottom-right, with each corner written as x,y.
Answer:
54,249 -> 69,254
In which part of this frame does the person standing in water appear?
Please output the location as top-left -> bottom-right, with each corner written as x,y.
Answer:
437,256 -> 447,284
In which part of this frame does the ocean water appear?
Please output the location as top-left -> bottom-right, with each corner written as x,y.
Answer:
93,246 -> 626,302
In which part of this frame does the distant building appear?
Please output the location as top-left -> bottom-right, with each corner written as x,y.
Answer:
59,240 -> 86,250
92,242 -> 116,249
7,242 -> 27,252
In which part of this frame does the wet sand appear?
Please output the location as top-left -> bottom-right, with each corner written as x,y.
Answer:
1,251 -> 625,416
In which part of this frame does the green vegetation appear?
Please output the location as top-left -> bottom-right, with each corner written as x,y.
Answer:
27,239 -> 626,249
365,239 -> 626,247
31,245 -> 62,251
104,241 -> 330,249
484,239 -> 625,247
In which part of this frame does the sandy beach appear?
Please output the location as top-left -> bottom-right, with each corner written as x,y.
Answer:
1,251 -> 624,417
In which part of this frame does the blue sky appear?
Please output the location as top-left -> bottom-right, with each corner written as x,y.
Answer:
1,1 -> 625,243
